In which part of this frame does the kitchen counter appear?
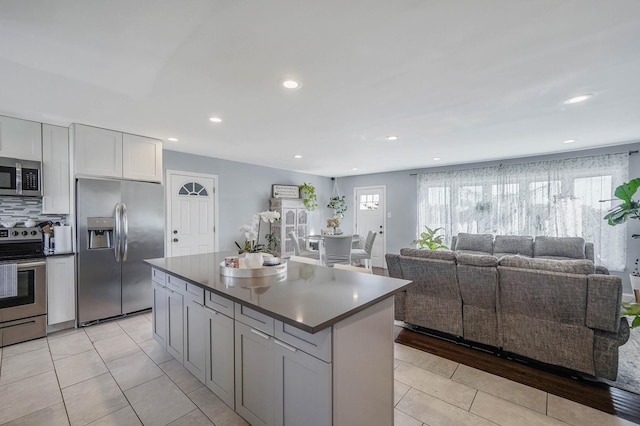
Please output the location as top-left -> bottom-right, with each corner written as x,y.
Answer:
144,251 -> 411,333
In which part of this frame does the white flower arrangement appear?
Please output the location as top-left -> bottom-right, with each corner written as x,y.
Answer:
236,210 -> 281,253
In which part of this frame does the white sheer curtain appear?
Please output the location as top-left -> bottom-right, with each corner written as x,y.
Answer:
417,153 -> 628,270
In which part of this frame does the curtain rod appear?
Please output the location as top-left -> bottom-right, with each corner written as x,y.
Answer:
409,150 -> 639,176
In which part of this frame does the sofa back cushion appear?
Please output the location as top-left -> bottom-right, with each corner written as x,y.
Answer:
498,255 -> 595,275
454,233 -> 494,255
400,248 -> 456,261
493,235 -> 533,258
534,236 -> 586,259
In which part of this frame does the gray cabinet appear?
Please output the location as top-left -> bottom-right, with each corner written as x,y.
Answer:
152,280 -> 167,347
150,269 -> 395,426
234,307 -> 332,426
204,300 -> 235,408
184,297 -> 206,382
273,340 -> 332,426
166,288 -> 184,363
235,320 -> 274,426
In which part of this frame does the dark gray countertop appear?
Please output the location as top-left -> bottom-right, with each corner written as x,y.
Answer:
144,252 -> 411,333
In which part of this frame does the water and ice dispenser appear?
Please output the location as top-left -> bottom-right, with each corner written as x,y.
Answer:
87,217 -> 114,249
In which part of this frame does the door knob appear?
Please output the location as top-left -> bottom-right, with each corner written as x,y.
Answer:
173,238 -> 179,242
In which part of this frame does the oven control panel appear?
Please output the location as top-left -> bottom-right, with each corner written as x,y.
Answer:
0,227 -> 42,242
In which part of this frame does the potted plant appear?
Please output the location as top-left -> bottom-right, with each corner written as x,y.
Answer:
299,183 -> 317,211
235,211 -> 281,267
604,177 -> 640,226
411,226 -> 449,250
327,195 -> 347,218
622,301 -> 640,329
605,178 -> 640,301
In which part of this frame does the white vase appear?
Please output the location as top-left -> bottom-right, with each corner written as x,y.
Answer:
245,252 -> 264,269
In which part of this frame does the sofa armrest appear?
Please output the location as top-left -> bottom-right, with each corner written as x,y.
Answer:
586,274 -> 622,333
595,265 -> 610,275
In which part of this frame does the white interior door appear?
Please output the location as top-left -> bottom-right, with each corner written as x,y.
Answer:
167,170 -> 218,257
354,186 -> 386,268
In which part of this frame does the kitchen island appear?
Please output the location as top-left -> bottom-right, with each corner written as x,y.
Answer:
145,252 -> 411,426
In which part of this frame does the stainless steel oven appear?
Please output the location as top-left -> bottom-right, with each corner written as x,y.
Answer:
0,228 -> 46,347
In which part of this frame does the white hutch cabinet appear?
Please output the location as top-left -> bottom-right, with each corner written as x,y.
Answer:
269,198 -> 309,258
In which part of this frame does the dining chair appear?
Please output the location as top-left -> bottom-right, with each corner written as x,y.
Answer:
333,263 -> 372,274
288,232 -> 320,260
289,255 -> 319,265
324,235 -> 353,267
351,231 -> 376,270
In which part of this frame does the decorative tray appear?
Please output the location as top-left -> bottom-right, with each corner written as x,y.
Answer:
219,259 -> 287,278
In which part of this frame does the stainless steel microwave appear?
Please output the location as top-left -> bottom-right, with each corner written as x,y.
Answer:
0,157 -> 41,197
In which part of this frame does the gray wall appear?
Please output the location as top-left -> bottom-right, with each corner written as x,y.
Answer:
338,142 -> 640,294
163,150 -> 333,252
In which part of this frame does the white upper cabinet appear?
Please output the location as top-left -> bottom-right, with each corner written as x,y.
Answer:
0,115 -> 42,161
73,123 -> 162,183
73,124 -> 123,178
122,133 -> 162,182
42,124 -> 70,214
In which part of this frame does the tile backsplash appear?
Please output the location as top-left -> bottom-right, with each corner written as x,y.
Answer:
0,196 -> 67,224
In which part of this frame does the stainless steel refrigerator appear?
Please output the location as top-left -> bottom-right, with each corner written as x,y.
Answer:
76,178 -> 164,325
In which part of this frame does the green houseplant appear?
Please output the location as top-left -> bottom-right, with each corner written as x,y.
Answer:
327,195 -> 347,218
604,177 -> 640,321
604,177 -> 640,226
299,183 -> 317,211
411,226 -> 449,250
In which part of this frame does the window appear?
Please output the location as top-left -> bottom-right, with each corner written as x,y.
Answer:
359,194 -> 379,210
178,182 -> 208,196
416,153 -> 628,270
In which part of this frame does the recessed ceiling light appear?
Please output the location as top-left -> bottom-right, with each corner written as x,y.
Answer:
293,154 -> 302,159
563,94 -> 593,104
385,136 -> 398,141
352,168 -> 358,171
563,139 -> 576,144
167,137 -> 178,142
433,157 -> 441,161
209,116 -> 222,123
283,80 -> 300,89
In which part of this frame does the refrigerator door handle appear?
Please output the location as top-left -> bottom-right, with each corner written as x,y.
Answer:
121,202 -> 129,262
114,203 -> 122,262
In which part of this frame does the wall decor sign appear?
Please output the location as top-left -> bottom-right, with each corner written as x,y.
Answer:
272,184 -> 300,199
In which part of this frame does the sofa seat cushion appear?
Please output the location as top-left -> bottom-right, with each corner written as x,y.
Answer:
534,236 -> 586,259
499,255 -> 595,275
400,248 -> 456,261
455,233 -> 494,254
493,235 -> 534,258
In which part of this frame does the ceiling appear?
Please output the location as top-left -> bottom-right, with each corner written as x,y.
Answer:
1,1 -> 640,177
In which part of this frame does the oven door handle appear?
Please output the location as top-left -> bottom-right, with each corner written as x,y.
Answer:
17,260 -> 46,269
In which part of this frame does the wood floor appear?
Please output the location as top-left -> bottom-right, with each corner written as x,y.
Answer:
395,326 -> 640,425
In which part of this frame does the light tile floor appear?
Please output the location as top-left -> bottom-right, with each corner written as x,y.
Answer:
0,314 -> 637,425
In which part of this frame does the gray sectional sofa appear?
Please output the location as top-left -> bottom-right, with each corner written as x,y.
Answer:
387,233 -> 630,380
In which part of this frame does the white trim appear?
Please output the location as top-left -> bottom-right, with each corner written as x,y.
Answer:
165,169 -> 219,256
353,185 -> 387,269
